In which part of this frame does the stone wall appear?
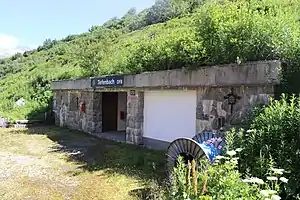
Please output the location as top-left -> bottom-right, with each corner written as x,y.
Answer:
91,92 -> 102,134
196,85 -> 273,133
53,90 -> 102,135
53,89 -> 145,145
53,85 -> 274,146
126,91 -> 144,145
51,61 -> 282,147
53,90 -> 69,127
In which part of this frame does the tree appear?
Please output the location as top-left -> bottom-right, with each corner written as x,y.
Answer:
37,38 -> 57,51
103,17 -> 123,30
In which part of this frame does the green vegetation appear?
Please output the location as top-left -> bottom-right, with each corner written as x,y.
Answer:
1,1 -> 300,199
0,0 -> 299,196
230,94 -> 300,199
162,94 -> 300,199
0,125 -> 165,200
0,0 -> 205,121
153,140 -> 289,199
0,0 -> 299,121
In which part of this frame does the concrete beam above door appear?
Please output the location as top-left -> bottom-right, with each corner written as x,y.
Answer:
51,60 -> 281,91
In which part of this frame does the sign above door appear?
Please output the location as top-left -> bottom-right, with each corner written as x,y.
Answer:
91,75 -> 124,87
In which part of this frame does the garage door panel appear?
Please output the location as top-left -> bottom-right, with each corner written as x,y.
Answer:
144,90 -> 196,142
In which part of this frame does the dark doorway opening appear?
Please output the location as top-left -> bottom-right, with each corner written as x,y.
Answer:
102,92 -> 118,132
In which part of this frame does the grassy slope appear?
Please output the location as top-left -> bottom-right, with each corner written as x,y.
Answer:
0,0 -> 299,121
0,16 -> 195,121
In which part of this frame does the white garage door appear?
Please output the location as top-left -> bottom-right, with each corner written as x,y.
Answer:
144,90 -> 197,142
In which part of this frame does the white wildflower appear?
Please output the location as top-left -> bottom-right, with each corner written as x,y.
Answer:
227,150 -> 236,156
248,177 -> 265,184
246,129 -> 255,133
268,190 -> 277,195
215,155 -> 225,160
253,178 -> 265,184
271,168 -> 284,175
271,194 -> 281,200
260,190 -> 271,197
267,176 -> 278,181
279,177 -> 288,183
232,159 -> 238,165
242,178 -> 251,183
252,177 -> 265,184
260,190 -> 277,197
235,148 -> 243,152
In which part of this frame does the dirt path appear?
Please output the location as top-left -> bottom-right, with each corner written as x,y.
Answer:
0,126 -> 164,200
0,129 -> 80,200
0,152 -> 79,199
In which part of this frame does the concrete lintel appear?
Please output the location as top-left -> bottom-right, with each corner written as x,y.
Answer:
51,60 -> 281,91
52,77 -> 91,90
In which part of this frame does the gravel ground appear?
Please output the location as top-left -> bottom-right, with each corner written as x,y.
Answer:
0,126 -> 144,200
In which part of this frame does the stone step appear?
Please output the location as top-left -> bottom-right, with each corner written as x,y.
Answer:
13,124 -> 28,128
15,120 -> 42,124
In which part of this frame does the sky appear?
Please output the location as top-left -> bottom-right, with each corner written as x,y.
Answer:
0,0 -> 155,58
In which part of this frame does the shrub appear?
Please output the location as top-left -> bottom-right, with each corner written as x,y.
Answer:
230,94 -> 300,199
200,155 -> 260,200
164,147 -> 288,200
194,0 -> 300,65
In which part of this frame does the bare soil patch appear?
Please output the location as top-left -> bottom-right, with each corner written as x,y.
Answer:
0,126 -> 165,200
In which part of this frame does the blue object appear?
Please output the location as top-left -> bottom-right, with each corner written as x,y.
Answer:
199,143 -> 221,163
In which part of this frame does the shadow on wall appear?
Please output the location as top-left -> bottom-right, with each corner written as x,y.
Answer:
27,108 -> 55,124
25,99 -> 55,124
275,61 -> 300,99
24,125 -> 166,182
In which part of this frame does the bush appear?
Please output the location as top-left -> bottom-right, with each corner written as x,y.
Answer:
159,127 -> 289,200
194,0 -> 300,65
155,127 -> 289,200
230,94 -> 300,199
197,155 -> 260,200
162,149 -> 287,200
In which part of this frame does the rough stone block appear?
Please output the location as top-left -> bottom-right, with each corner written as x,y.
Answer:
126,128 -> 143,145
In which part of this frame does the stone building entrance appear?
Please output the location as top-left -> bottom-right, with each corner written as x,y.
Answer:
102,92 -> 127,133
102,92 -> 118,132
51,61 -> 281,149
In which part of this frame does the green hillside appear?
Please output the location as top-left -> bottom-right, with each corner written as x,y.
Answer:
0,0 -> 299,121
